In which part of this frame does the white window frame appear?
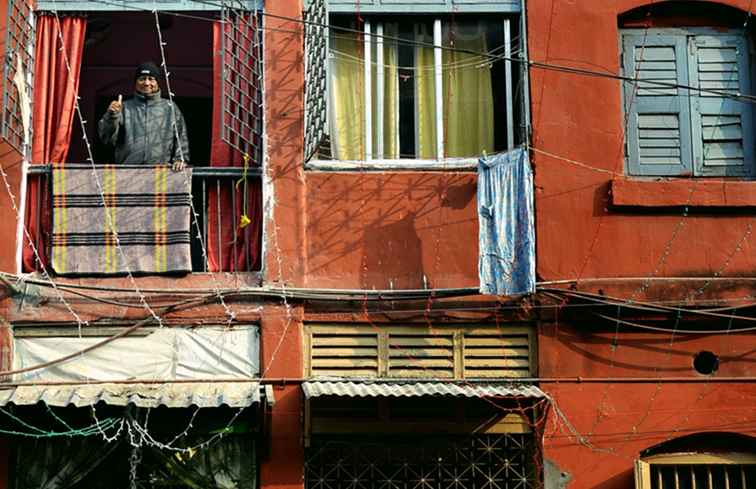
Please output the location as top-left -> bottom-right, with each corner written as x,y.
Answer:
308,15 -> 519,171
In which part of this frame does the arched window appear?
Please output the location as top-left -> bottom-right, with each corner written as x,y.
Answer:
634,433 -> 756,489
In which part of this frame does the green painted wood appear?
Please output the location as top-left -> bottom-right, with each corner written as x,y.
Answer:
690,34 -> 754,176
623,32 -> 693,176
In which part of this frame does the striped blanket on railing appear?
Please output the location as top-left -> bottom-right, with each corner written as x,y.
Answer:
51,164 -> 192,275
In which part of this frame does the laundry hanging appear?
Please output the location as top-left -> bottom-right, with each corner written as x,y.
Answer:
477,148 -> 535,296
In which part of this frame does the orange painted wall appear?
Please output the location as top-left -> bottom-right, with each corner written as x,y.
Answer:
260,2 -> 305,489
528,1 -> 756,486
528,0 -> 756,283
304,172 -> 479,289
543,381 -> 756,489
0,143 -> 23,273
263,0 -> 306,288
539,322 -> 756,488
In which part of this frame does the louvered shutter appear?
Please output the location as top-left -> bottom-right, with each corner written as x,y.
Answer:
623,34 -> 693,176
689,35 -> 754,177
305,324 -> 535,379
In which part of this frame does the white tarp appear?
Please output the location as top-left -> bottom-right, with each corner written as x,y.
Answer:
13,326 -> 259,383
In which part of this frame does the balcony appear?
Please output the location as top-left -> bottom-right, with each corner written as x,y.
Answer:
26,165 -> 262,274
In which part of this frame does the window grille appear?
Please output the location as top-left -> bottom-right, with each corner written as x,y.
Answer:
635,453 -> 756,489
303,0 -> 328,161
306,434 -> 537,489
648,464 -> 755,489
2,0 -> 34,153
220,3 -> 263,164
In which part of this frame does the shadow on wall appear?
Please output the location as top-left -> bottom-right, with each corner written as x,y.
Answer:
306,173 -> 478,289
361,213 -> 424,290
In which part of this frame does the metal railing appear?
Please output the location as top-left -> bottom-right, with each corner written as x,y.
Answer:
27,165 -> 262,273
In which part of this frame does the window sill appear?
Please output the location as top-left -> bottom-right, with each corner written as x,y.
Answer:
305,158 -> 479,172
611,178 -> 756,207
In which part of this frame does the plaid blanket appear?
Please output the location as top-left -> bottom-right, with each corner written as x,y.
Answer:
51,164 -> 192,275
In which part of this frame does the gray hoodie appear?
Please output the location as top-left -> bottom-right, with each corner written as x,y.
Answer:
98,90 -> 190,165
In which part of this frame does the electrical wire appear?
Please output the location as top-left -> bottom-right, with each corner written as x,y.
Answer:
37,0 -> 756,103
592,312 -> 756,334
544,287 -> 756,321
0,296 -> 210,378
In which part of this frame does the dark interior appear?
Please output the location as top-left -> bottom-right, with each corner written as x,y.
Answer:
68,12 -> 215,166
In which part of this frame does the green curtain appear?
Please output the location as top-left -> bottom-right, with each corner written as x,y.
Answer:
414,23 -> 437,159
329,20 -> 494,160
329,30 -> 365,160
371,23 -> 399,159
443,21 -> 494,157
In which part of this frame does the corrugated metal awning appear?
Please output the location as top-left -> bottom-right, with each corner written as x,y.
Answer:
0,382 -> 265,408
302,381 -> 546,399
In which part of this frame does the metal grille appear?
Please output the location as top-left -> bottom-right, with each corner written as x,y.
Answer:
303,0 -> 328,161
220,4 -> 263,165
306,435 -> 537,489
2,0 -> 34,153
650,464 -> 756,489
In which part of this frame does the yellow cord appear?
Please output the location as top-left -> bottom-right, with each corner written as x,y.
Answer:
236,153 -> 251,229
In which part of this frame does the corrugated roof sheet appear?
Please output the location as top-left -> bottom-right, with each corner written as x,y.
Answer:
0,382 -> 262,408
302,381 -> 546,399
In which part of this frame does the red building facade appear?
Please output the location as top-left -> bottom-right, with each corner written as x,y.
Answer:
529,0 -> 756,487
0,0 -> 752,487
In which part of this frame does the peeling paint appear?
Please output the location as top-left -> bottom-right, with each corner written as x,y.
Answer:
544,459 -> 572,489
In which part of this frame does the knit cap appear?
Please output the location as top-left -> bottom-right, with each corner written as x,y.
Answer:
134,61 -> 160,80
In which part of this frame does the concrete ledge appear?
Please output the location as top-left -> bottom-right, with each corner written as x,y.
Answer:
611,178 -> 756,207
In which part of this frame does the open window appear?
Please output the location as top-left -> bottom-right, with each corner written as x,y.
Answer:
304,0 -> 527,166
17,0 -> 263,274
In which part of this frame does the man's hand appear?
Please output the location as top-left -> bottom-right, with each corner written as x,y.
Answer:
172,160 -> 186,172
108,94 -> 123,114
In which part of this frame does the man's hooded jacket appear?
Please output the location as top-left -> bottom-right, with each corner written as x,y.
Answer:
98,90 -> 190,165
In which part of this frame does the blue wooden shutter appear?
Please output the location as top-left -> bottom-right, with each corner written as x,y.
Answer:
689,34 -> 754,177
623,33 -> 693,176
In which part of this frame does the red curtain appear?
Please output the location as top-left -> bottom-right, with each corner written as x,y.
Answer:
207,20 -> 262,272
23,15 -> 86,271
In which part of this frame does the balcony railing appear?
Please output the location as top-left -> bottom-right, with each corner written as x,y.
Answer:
27,165 -> 262,273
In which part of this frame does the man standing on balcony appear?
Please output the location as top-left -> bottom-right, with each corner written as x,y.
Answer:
98,61 -> 190,171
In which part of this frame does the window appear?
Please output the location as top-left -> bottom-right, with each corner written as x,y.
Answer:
304,0 -> 526,163
635,453 -> 756,489
635,433 -> 756,489
621,28 -> 754,177
23,2 -> 263,274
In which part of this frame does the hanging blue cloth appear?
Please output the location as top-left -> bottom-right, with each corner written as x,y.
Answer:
478,148 -> 535,296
